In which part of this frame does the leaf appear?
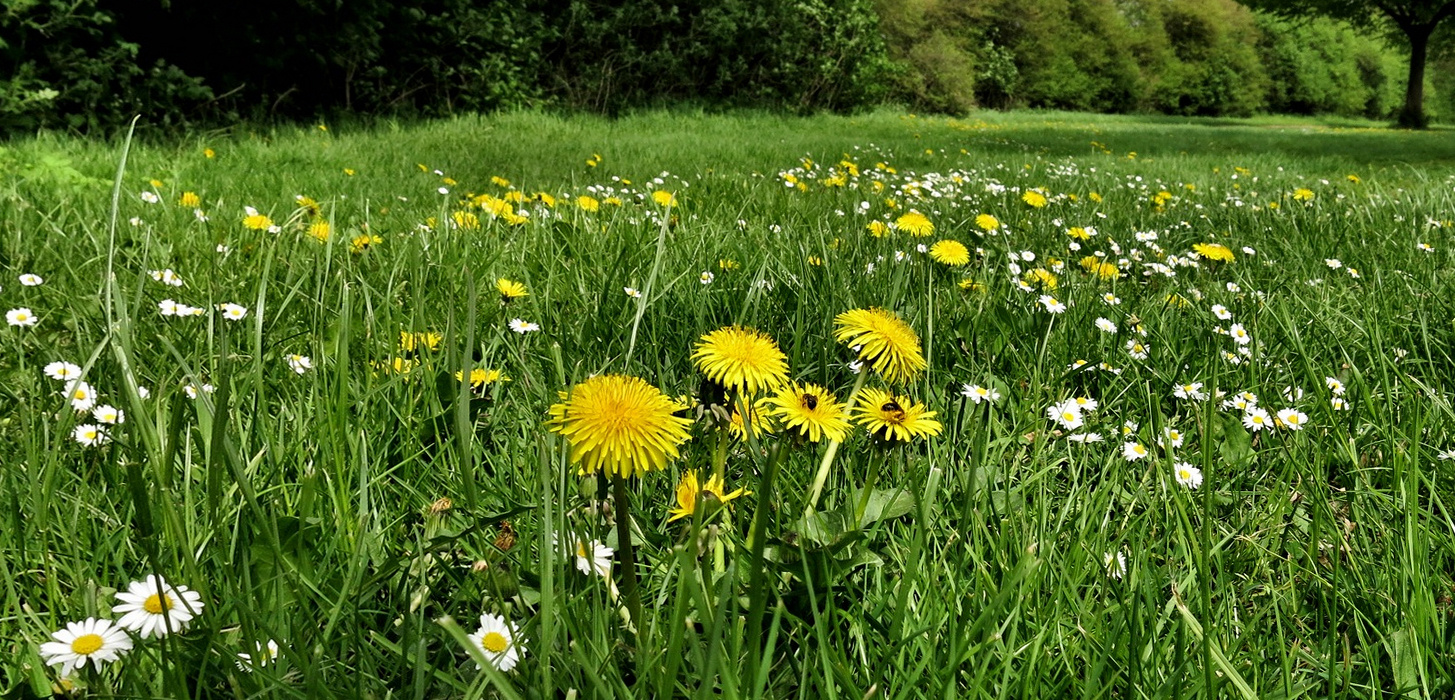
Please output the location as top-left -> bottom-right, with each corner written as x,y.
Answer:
854,487 -> 916,525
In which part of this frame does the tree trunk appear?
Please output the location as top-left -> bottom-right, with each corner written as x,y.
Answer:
1399,25 -> 1432,129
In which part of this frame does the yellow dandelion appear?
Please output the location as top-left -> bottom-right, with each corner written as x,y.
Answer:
895,211 -> 934,237
1066,227 -> 1092,241
1022,190 -> 1048,208
203,148 -> 215,159
455,367 -> 510,389
452,211 -> 481,230
728,398 -> 776,440
496,278 -> 528,302
243,213 -> 274,231
853,388 -> 942,443
491,176 -> 511,187
975,213 -> 1000,231
691,326 -> 789,395
307,221 -> 331,242
577,195 -> 600,212
534,192 -> 557,208
1292,188 -> 1314,202
833,308 -> 926,384
667,470 -> 749,522
929,239 -> 970,266
958,279 -> 986,292
351,234 -> 381,253
547,375 -> 693,478
399,331 -> 443,353
1023,268 -> 1058,290
768,382 -> 852,443
1192,243 -> 1234,263
867,221 -> 890,238
178,192 -> 201,208
652,191 -> 677,207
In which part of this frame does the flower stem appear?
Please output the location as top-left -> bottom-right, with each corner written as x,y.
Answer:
803,369 -> 868,517
853,449 -> 886,526
612,474 -> 644,638
744,441 -> 786,682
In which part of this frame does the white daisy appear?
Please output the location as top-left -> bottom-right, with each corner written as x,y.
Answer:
1103,551 -> 1127,579
38,618 -> 132,678
44,361 -> 82,381
961,384 -> 1000,404
624,287 -> 642,298
467,613 -> 523,671
573,539 -> 613,577
1160,427 -> 1185,449
508,319 -> 540,334
1095,317 -> 1117,334
1038,295 -> 1066,313
72,424 -> 109,447
1047,402 -> 1084,430
1174,462 -> 1203,489
1101,293 -> 1122,306
65,380 -> 97,412
236,639 -> 282,672
19,273 -> 43,286
1122,441 -> 1149,461
699,271 -> 715,285
7,307 -> 37,327
1243,407 -> 1272,432
1211,304 -> 1231,320
113,574 -> 204,638
1067,432 -> 1103,443
1325,377 -> 1345,396
140,191 -> 160,204
1228,323 -> 1250,345
92,405 -> 124,425
1173,382 -> 1207,401
286,354 -> 313,374
1125,339 -> 1149,360
1276,408 -> 1308,431
218,303 -> 248,321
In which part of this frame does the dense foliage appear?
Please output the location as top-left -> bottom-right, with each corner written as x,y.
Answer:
0,0 -> 1445,131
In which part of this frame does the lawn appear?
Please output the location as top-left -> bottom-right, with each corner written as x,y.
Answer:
1,109 -> 1453,698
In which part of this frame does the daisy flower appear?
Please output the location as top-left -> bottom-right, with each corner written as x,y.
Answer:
236,639 -> 281,672
1160,427 -> 1185,449
39,618 -> 132,678
44,362 -> 82,381
1038,295 -> 1066,313
287,354 -> 314,374
1173,382 -> 1207,401
691,326 -> 789,395
833,308 -> 927,384
158,299 -> 179,316
699,271 -> 715,285
1325,377 -> 1345,395
113,575 -> 204,638
1276,408 -> 1308,431
1437,449 -> 1455,461
1103,551 -> 1127,579
7,308 -> 37,327
667,470 -> 748,522
73,424 -> 109,447
1228,324 -> 1251,345
547,374 -> 692,477
1125,339 -> 1149,360
218,303 -> 248,321
1243,407 -> 1272,432
1211,304 -> 1231,320
768,382 -> 852,443
19,273 -> 43,286
1067,432 -> 1104,443
853,388 -> 942,444
961,384 -> 1001,405
1095,318 -> 1117,333
509,319 -> 540,334
92,405 -> 124,425
1174,462 -> 1203,489
624,287 -> 642,298
571,538 -> 613,577
149,269 -> 184,287
65,380 -> 97,412
467,614 -> 523,671
1101,293 -> 1122,306
1122,441 -> 1149,461
1047,401 -> 1084,430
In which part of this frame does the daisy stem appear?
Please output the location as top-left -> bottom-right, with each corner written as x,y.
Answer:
803,369 -> 869,518
611,474 -> 645,642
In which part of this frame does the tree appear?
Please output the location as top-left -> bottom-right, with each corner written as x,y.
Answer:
1247,0 -> 1455,128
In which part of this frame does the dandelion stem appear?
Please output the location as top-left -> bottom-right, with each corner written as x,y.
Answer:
854,450 -> 886,526
744,441 -> 786,680
612,474 -> 645,642
803,369 -> 869,517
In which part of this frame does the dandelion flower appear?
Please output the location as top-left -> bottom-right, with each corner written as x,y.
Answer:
242,208 -> 274,231
7,308 -> 37,327
1022,190 -> 1048,208
833,308 -> 927,384
1192,243 -> 1233,262
496,278 -> 528,302
975,213 -> 1000,231
667,470 -> 749,522
652,190 -> 677,207
456,367 -> 509,390
691,327 -> 789,395
547,374 -> 692,478
768,382 -> 852,443
929,239 -> 970,265
895,211 -> 934,236
113,574 -> 204,638
39,618 -> 132,678
853,388 -> 942,444
467,613 -> 523,671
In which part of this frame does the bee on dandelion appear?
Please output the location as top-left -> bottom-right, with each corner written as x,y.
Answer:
768,382 -> 852,443
853,388 -> 942,444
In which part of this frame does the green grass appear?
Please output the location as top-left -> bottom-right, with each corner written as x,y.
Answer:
1,109 -> 1453,698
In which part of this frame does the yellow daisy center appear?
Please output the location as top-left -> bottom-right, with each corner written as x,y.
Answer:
144,593 -> 173,614
482,632 -> 509,653
71,634 -> 103,655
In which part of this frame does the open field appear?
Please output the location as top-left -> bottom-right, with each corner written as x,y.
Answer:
2,110 -> 1454,698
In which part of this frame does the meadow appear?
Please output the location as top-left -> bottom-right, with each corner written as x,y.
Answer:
1,109 -> 1454,698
